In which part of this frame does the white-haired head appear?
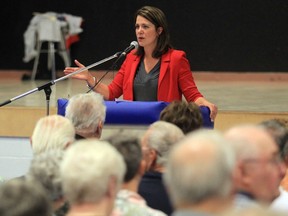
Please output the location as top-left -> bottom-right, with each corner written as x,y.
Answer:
65,92 -> 106,138
31,115 -> 75,155
27,150 -> 64,203
60,139 -> 126,205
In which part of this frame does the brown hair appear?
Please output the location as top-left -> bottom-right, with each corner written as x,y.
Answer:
160,101 -> 203,134
135,6 -> 172,58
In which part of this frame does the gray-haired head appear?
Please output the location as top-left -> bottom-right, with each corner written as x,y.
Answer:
259,119 -> 288,160
164,129 -> 236,206
31,115 -> 75,155
27,150 -> 64,202
60,139 -> 126,205
0,178 -> 52,216
65,92 -> 106,138
142,121 -> 184,168
105,131 -> 142,183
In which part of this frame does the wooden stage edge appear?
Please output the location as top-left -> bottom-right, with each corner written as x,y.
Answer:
1,106 -> 287,137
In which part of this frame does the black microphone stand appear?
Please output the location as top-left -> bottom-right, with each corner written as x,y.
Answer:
0,52 -> 120,115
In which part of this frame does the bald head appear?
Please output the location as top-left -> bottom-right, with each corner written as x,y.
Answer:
164,129 -> 235,207
224,124 -> 284,204
225,125 -> 278,160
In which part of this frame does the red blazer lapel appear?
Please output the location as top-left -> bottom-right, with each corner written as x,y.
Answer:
159,50 -> 171,88
130,55 -> 140,80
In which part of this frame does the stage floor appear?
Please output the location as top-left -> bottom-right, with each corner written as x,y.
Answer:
0,70 -> 288,137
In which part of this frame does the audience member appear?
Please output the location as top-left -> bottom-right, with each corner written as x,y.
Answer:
0,178 -> 52,216
259,119 -> 288,161
259,119 -> 288,213
225,124 -> 286,209
26,150 -> 67,216
138,121 -> 184,215
221,206 -> 286,216
65,92 -> 106,139
60,139 -> 126,216
163,129 -> 236,215
106,131 -> 167,216
159,100 -> 203,134
31,115 -> 75,155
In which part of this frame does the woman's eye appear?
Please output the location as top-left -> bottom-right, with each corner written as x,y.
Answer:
135,24 -> 149,30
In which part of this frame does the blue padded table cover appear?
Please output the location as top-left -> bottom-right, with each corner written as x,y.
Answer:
57,98 -> 214,128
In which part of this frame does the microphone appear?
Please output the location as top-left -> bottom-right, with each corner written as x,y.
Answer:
120,41 -> 139,57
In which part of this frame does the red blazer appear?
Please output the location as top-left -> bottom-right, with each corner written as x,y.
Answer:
108,49 -> 203,102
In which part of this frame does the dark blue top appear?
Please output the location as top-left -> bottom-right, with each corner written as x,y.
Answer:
138,171 -> 173,215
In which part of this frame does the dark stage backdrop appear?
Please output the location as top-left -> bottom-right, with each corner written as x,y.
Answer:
0,0 -> 288,72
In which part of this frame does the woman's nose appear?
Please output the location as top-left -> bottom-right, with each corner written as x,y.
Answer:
137,27 -> 143,33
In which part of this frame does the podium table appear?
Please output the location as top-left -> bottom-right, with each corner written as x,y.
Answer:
57,99 -> 214,128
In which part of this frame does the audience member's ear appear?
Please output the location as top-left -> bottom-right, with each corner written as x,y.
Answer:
279,161 -> 287,180
64,142 -> 72,150
98,120 -> 103,129
138,159 -> 147,176
284,155 -> 288,167
107,176 -> 118,199
96,121 -> 103,138
230,163 -> 241,196
238,160 -> 253,186
142,148 -> 157,171
148,149 -> 157,171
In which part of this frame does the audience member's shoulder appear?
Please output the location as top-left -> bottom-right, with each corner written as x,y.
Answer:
0,176 -> 5,184
0,178 -> 52,216
221,206 -> 286,216
6,175 -> 26,183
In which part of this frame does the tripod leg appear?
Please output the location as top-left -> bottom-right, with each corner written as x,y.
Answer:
31,40 -> 42,80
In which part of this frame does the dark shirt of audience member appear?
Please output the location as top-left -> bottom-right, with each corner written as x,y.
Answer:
65,92 -> 106,140
0,178 -> 52,216
163,129 -> 236,216
105,131 -> 167,216
159,101 -> 203,134
139,121 -> 184,215
225,124 -> 286,210
26,150 -> 67,216
60,139 -> 126,216
31,115 -> 75,155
